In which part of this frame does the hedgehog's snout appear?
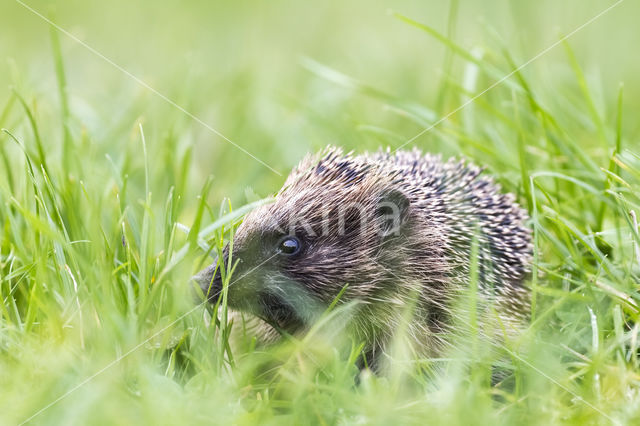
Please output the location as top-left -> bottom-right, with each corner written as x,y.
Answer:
193,261 -> 223,303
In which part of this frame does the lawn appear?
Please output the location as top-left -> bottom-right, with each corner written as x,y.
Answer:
1,0 -> 639,424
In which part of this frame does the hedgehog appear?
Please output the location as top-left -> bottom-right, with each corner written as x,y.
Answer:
194,146 -> 531,370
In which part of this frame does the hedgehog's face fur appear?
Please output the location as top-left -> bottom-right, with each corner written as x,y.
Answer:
194,149 -> 445,335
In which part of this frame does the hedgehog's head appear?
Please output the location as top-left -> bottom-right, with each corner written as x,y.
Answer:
193,148 -> 434,333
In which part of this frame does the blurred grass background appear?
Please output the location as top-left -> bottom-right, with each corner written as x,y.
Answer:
1,0 -> 639,424
2,0 -> 639,203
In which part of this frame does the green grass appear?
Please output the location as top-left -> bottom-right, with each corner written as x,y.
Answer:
1,0 -> 640,424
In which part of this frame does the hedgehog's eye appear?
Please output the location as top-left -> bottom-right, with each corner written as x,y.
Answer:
278,236 -> 301,256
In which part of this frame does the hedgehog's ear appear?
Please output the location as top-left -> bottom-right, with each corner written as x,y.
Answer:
376,189 -> 410,237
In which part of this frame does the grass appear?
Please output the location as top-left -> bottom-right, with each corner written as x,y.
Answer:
1,0 -> 640,424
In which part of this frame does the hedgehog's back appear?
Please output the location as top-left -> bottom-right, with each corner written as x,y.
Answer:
365,148 -> 531,289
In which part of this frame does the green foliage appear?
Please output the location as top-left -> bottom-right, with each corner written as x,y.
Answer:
1,0 -> 639,424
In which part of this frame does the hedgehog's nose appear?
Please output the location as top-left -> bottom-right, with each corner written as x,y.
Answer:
192,262 -> 223,303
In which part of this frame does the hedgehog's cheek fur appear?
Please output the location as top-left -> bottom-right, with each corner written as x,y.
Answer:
255,273 -> 327,332
195,248 -> 326,332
